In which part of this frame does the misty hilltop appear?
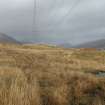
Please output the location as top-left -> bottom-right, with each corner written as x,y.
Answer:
75,39 -> 105,49
0,33 -> 20,44
58,43 -> 73,48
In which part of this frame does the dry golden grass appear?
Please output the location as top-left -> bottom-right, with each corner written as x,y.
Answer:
0,43 -> 105,105
0,68 -> 41,105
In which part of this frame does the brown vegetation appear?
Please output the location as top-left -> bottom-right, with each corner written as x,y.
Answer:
0,43 -> 105,105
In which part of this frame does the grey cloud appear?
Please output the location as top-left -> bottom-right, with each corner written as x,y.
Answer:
0,0 -> 105,44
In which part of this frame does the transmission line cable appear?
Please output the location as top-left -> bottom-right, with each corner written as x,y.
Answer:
32,0 -> 81,32
32,0 -> 37,32
48,0 -> 82,31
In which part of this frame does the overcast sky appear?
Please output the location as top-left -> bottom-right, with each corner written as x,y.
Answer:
0,0 -> 105,44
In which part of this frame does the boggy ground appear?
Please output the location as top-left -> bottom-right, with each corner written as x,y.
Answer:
0,43 -> 105,105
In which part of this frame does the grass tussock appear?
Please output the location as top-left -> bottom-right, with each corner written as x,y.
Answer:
0,69 -> 41,105
0,44 -> 105,105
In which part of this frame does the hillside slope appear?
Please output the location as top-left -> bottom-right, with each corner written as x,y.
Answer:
58,43 -> 73,48
0,33 -> 20,44
75,39 -> 105,49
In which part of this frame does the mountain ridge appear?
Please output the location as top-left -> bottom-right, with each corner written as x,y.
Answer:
75,39 -> 105,49
0,33 -> 20,44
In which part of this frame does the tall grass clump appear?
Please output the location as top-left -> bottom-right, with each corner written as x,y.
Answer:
0,68 -> 41,105
36,71 -> 105,105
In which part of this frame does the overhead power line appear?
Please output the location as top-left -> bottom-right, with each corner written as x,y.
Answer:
51,0 -> 81,28
32,0 -> 37,32
33,0 -> 82,32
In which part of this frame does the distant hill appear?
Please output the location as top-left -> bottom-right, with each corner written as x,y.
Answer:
0,33 -> 20,44
75,39 -> 105,49
58,43 -> 73,48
